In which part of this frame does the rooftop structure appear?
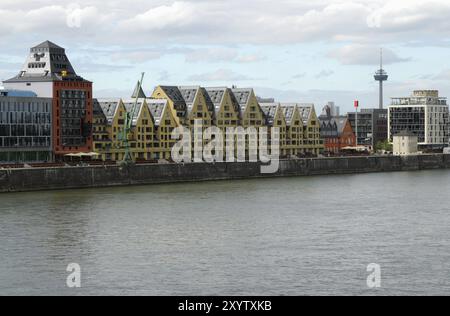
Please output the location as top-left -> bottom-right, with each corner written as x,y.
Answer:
391,90 -> 447,106
4,41 -> 86,84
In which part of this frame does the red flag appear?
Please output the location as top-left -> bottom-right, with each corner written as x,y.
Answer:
354,100 -> 359,108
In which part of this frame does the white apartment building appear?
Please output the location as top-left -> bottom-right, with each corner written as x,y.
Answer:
388,90 -> 449,150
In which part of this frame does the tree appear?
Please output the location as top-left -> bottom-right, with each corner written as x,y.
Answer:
375,140 -> 393,152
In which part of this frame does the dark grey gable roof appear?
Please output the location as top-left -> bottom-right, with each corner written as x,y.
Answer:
122,100 -> 146,127
280,103 -> 300,125
319,116 -> 349,138
232,88 -> 260,118
33,40 -> 64,50
335,117 -> 349,135
260,103 -> 279,126
205,87 -> 226,108
131,82 -> 147,99
201,87 -> 215,118
297,105 -> 314,124
97,99 -> 121,124
148,99 -> 168,126
178,86 -> 199,113
159,86 -> 186,111
93,99 -> 106,118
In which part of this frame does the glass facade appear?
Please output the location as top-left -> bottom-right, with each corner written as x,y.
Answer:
348,109 -> 388,147
389,91 -> 449,148
0,96 -> 52,163
389,107 -> 426,143
60,89 -> 89,147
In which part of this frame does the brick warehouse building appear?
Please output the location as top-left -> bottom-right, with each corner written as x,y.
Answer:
319,106 -> 356,154
3,41 -> 93,159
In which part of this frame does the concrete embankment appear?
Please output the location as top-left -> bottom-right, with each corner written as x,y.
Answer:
1,154 -> 450,193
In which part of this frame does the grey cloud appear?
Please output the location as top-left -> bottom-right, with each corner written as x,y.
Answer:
184,48 -> 238,63
315,70 -> 334,79
184,48 -> 265,64
2,1 -> 450,46
292,73 -> 307,79
329,45 -> 411,65
158,70 -> 171,81
75,63 -> 130,73
187,69 -> 257,82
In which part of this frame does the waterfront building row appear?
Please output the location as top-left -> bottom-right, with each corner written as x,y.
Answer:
92,86 -> 323,162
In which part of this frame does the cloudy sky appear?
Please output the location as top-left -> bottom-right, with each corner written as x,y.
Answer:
1,0 -> 450,112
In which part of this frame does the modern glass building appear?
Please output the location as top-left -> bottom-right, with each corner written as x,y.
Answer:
0,92 -> 53,163
347,109 -> 388,149
388,90 -> 449,150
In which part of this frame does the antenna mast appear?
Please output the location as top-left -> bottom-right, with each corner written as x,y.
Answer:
374,48 -> 388,110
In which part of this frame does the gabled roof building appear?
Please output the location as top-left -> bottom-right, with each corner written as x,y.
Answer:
319,114 -> 356,154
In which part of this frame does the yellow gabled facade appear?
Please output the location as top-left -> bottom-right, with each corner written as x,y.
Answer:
232,89 -> 265,159
272,105 -> 288,157
180,87 -> 214,129
122,100 -> 158,161
100,99 -> 127,161
150,100 -> 179,160
299,105 -> 323,155
93,99 -> 111,160
261,103 -> 289,157
281,105 -> 304,157
151,86 -> 187,125
210,88 -> 241,130
204,88 -> 241,160
233,88 -> 265,128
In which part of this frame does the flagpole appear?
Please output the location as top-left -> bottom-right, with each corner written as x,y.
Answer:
356,108 -> 358,147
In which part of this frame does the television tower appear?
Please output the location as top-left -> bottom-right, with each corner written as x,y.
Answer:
374,48 -> 388,109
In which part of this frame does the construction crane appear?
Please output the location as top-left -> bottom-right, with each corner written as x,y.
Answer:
121,72 -> 145,164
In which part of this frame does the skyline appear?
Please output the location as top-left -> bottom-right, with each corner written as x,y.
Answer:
1,0 -> 450,112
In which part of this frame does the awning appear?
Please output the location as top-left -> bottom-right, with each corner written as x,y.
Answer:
65,152 -> 100,158
342,146 -> 369,152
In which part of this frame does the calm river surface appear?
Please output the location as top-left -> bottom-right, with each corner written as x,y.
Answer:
1,170 -> 450,296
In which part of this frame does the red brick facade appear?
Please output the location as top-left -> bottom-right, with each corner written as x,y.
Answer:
323,119 -> 356,154
52,80 -> 93,155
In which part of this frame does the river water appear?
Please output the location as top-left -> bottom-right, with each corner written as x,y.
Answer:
1,170 -> 450,296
